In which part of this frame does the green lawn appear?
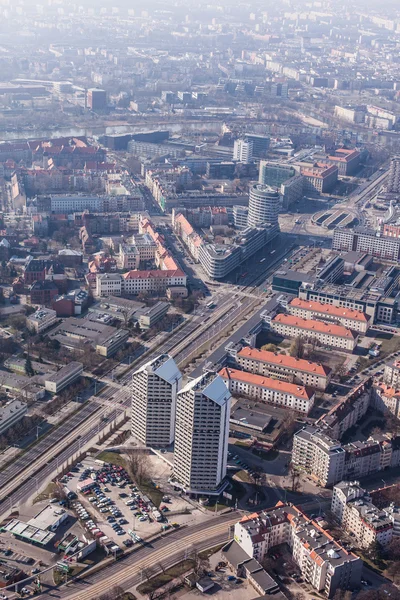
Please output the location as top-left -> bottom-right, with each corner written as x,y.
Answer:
96,450 -> 126,466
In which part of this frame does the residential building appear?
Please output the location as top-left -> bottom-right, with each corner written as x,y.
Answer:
233,504 -> 362,598
292,426 -> 346,487
235,346 -> 331,391
334,106 -> 366,125
29,281 -> 59,306
172,372 -> 231,495
383,360 -> 400,388
118,244 -> 140,270
219,367 -> 315,414
27,307 -> 57,333
332,481 -> 393,548
233,206 -> 249,230
387,157 -> 400,194
287,298 -> 370,333
131,354 -> 182,447
0,400 -> 28,436
373,384 -> 400,419
270,314 -> 358,352
130,233 -> 157,261
44,362 -> 83,394
316,379 -> 372,440
247,184 -> 280,228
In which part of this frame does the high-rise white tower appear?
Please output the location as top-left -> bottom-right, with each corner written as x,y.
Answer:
233,139 -> 253,164
247,183 -> 281,228
131,354 -> 182,448
172,371 -> 231,495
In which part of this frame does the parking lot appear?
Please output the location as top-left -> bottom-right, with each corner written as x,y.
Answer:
63,454 -> 209,548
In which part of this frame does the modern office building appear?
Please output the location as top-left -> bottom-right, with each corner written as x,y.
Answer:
87,88 -> 107,110
172,372 -> 231,495
233,139 -> 253,164
131,354 -> 182,448
27,307 -> 57,333
247,184 -> 280,228
259,161 -> 296,187
244,134 -> 270,158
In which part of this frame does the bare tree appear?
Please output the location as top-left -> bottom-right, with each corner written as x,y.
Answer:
288,462 -> 301,492
124,448 -> 153,487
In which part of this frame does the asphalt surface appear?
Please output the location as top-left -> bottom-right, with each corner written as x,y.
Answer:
30,512 -> 239,599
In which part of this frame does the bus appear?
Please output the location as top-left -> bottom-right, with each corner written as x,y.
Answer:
260,258 -> 266,263
206,301 -> 215,309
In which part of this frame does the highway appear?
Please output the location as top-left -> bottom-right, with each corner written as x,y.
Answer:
28,513 -> 240,600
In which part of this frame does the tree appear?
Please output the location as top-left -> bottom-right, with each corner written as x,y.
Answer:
289,336 -> 305,359
261,343 -> 279,353
288,462 -> 301,492
25,354 -> 34,377
387,562 -> 400,585
385,536 -> 400,560
124,449 -> 152,488
368,539 -> 383,562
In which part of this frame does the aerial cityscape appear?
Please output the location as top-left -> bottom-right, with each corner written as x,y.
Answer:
3,0 -> 400,599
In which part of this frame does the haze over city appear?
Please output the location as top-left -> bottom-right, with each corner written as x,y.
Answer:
2,1 -> 400,600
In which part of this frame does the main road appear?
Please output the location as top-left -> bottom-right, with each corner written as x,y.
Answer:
25,513 -> 240,600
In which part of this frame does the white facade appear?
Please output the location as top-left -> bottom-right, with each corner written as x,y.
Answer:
219,367 -> 314,414
172,372 -> 231,495
131,354 -> 182,447
233,139 -> 253,163
247,184 -> 280,228
293,427 -> 346,487
0,400 -> 28,436
28,307 -> 57,333
95,270 -> 187,297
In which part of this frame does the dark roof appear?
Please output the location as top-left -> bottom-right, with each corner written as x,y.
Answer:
30,280 -> 58,291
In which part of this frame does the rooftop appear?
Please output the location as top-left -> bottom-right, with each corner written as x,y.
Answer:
289,298 -> 369,322
273,313 -> 356,339
219,367 -> 314,400
238,346 -> 331,376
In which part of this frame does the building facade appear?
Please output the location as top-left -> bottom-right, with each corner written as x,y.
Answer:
172,372 -> 231,495
131,354 -> 182,447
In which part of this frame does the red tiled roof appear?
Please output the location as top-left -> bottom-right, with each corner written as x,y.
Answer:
238,346 -> 331,376
272,313 -> 355,339
289,298 -> 369,322
219,367 -> 314,400
123,269 -> 185,280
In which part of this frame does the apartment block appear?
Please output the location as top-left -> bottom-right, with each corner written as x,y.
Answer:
316,379 -> 372,440
118,244 -> 140,270
373,384 -> 400,419
172,372 -> 231,495
236,346 -> 331,391
288,298 -> 370,333
270,314 -> 358,352
234,504 -> 362,598
219,367 -> 315,414
383,360 -> 400,388
292,426 -> 346,487
332,481 -> 393,548
131,354 -> 182,447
